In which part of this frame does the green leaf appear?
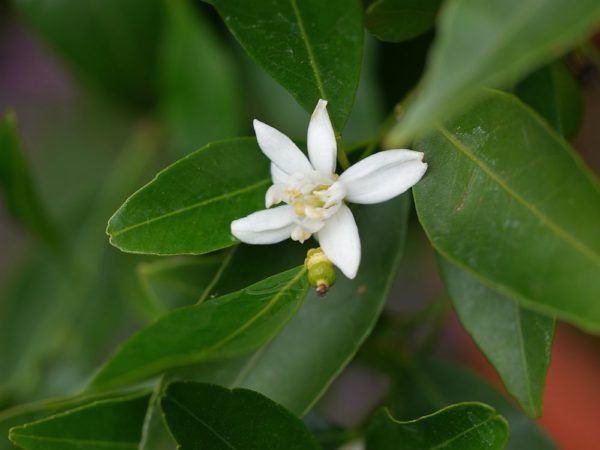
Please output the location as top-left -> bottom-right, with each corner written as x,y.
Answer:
515,62 -> 583,139
136,254 -> 227,318
161,381 -> 320,449
366,0 -> 442,43
366,403 -> 509,450
107,138 -> 270,255
160,0 -> 242,158
438,257 -> 554,417
176,195 -> 411,415
0,112 -> 59,247
387,0 -> 600,143
387,359 -> 556,450
13,0 -> 163,107
209,0 -> 363,130
413,90 -> 600,332
8,391 -> 151,450
88,267 -> 308,392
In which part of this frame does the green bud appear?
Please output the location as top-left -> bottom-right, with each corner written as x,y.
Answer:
304,248 -> 336,296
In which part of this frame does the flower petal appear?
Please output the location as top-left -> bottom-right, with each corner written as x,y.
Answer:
231,205 -> 296,244
307,99 -> 337,174
317,204 -> 360,279
270,163 -> 288,184
254,119 -> 312,175
340,150 -> 427,204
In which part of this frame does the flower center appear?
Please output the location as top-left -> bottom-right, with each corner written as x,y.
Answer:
266,171 -> 346,243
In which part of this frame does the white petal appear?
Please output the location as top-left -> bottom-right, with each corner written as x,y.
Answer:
254,120 -> 312,175
340,150 -> 427,204
307,99 -> 337,174
317,204 -> 360,279
231,205 -> 296,244
270,163 -> 288,184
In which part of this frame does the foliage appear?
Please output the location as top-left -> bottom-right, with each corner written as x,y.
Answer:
1,0 -> 599,448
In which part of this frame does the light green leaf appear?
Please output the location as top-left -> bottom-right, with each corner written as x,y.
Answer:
8,391 -> 151,450
367,403 -> 509,450
387,359 -> 556,450
387,0 -> 600,143
13,0 -> 163,107
88,267 -> 308,392
160,0 -> 242,158
161,382 -> 320,449
0,112 -> 59,247
366,0 -> 442,43
439,257 -> 554,417
413,90 -> 600,332
209,0 -> 363,130
175,195 -> 411,415
515,62 -> 583,139
107,138 -> 269,255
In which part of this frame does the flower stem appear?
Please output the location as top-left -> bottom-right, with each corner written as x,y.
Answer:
336,134 -> 351,170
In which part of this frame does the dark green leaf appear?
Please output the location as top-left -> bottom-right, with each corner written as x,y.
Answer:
439,257 -> 554,416
14,0 -> 163,107
516,62 -> 583,139
387,0 -> 600,143
366,0 -> 442,43
8,391 -> 151,450
413,90 -> 600,332
209,0 -> 363,129
161,382 -> 320,449
367,403 -> 509,450
160,0 -> 242,158
387,359 -> 556,450
137,254 -> 227,318
88,267 -> 308,392
0,112 -> 59,247
177,195 -> 411,415
107,138 -> 270,255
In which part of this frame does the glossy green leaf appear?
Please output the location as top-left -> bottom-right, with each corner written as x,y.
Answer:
209,0 -> 363,129
439,257 -> 554,417
8,391 -> 150,450
413,90 -> 600,332
137,254 -> 226,318
387,359 -> 556,450
367,403 -> 509,450
0,112 -> 59,247
88,267 -> 308,392
160,0 -> 242,158
366,0 -> 442,43
161,382 -> 320,449
516,62 -> 583,139
107,138 -> 270,255
387,0 -> 600,143
14,0 -> 162,107
176,195 -> 411,415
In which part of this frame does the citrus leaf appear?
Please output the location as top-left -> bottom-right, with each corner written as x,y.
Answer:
161,382 -> 320,449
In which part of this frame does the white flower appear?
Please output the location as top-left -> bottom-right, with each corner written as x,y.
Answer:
231,99 -> 427,279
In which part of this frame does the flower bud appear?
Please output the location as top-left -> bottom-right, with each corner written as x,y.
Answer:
304,248 -> 336,296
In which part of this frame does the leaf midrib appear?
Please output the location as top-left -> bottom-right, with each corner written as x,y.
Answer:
109,178 -> 270,238
290,0 -> 327,100
438,125 -> 600,264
